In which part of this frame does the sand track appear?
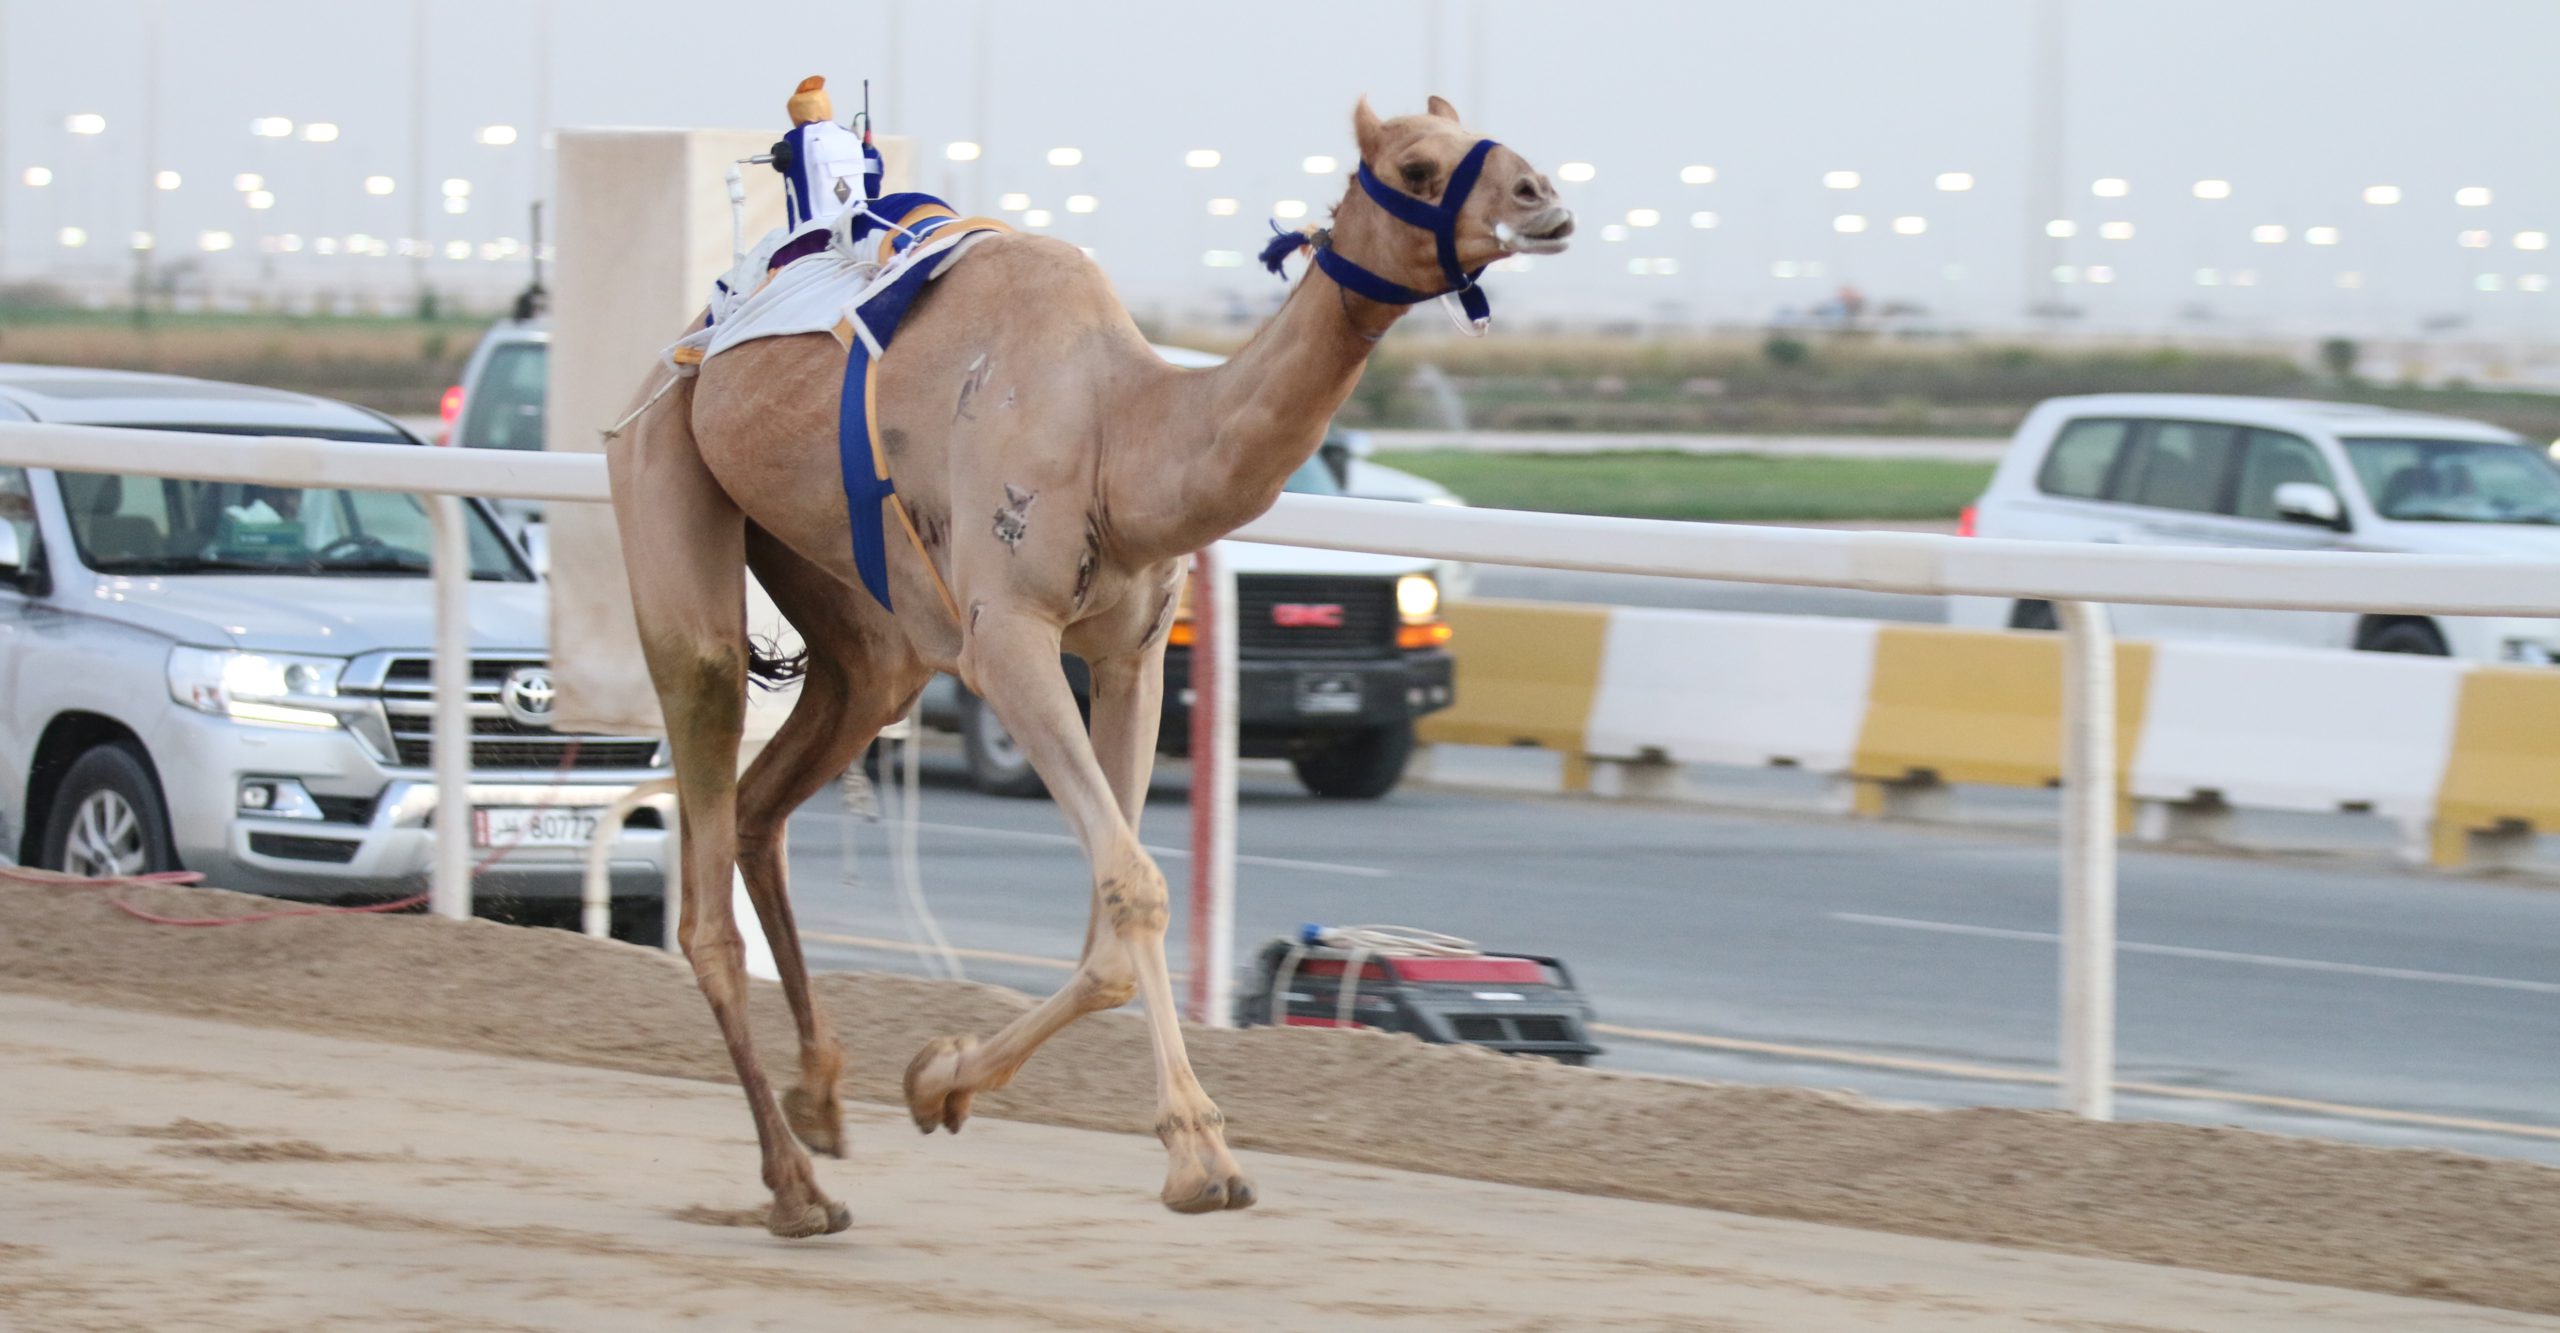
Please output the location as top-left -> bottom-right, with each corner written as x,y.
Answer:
6,879 -> 2560,1327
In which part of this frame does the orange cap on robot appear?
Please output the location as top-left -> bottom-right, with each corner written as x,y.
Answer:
788,76 -> 832,126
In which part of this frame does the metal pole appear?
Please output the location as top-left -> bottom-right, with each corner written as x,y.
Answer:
1186,547 -> 1239,1028
428,495 -> 473,919
2056,598 -> 2116,1119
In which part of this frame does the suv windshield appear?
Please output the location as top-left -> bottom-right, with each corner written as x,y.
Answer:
2342,437 -> 2560,524
60,473 -> 528,580
457,341 -> 549,451
1282,454 -> 1343,496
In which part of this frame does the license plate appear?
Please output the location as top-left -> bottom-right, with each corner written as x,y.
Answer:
472,806 -> 601,849
1294,672 -> 1364,716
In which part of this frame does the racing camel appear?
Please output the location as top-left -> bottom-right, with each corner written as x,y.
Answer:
607,96 -> 1573,1237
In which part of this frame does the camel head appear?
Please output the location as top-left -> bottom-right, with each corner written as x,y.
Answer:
1328,95 -> 1575,302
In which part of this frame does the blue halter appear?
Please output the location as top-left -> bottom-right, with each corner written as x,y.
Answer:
1304,138 -> 1501,329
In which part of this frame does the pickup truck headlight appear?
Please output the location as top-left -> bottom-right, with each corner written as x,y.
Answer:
1395,573 -> 1441,623
167,647 -> 348,729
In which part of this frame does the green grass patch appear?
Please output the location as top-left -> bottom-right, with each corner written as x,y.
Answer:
1373,450 -> 1995,523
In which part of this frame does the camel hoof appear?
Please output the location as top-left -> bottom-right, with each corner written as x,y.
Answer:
782,1085 -> 846,1159
1162,1176 -> 1230,1215
1221,1174 -> 1259,1211
766,1196 -> 853,1239
902,1034 -> 978,1135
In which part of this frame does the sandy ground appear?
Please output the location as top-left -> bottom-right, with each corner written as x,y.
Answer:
8,879 -> 2560,1326
10,993 -> 2553,1333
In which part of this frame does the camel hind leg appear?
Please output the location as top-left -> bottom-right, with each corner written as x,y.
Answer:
735,524 -> 931,1159
606,379 -> 848,1239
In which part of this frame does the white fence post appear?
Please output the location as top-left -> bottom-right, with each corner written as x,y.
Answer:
428,494 -> 474,921
1187,547 -> 1239,1028
2056,599 -> 2117,1120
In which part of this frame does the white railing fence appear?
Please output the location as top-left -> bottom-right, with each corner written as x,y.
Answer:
9,423 -> 2560,1122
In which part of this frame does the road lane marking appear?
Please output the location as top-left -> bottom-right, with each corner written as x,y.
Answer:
824,816 -> 1390,878
1592,1022 -> 2560,1143
1828,911 -> 2560,995
804,930 -> 1076,973
801,931 -> 2560,1145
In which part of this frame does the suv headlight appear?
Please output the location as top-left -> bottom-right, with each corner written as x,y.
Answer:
167,647 -> 348,729
1395,573 -> 1440,623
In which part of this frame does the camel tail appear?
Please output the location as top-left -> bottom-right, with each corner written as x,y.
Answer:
746,635 -> 809,692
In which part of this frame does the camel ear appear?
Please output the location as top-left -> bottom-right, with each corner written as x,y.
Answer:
1353,96 -> 1385,161
1426,95 -> 1461,123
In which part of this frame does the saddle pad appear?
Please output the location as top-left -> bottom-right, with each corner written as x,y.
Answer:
832,195 -> 1011,611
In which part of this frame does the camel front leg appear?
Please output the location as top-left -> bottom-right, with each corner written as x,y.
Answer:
903,610 -> 1253,1213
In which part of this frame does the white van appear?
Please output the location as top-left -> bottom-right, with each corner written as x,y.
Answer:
1950,394 -> 2560,661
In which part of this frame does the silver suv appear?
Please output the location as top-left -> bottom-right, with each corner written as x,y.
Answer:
0,365 -> 670,924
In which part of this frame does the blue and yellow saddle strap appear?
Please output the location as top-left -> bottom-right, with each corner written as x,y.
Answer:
829,201 -> 1011,620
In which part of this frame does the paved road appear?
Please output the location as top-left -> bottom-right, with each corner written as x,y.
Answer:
782,749 -> 2560,1167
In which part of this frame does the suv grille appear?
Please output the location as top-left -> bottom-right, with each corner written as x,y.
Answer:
1235,575 -> 1397,659
360,656 -> 661,772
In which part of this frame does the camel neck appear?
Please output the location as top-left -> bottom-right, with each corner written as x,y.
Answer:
1117,258 -> 1402,560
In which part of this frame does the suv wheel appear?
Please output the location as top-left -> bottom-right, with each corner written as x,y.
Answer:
960,690 -> 1047,798
41,744 -> 179,878
1291,722 -> 1416,801
2360,619 -> 2450,656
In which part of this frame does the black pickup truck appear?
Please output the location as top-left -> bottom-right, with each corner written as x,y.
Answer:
921,449 -> 1457,800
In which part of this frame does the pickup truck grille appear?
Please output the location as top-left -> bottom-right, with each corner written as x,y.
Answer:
357,656 -> 661,772
1235,575 -> 1398,660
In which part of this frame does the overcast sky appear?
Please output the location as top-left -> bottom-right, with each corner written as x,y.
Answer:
6,0 -> 2560,336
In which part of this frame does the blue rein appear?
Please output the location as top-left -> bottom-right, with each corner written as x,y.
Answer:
1268,138 -> 1502,329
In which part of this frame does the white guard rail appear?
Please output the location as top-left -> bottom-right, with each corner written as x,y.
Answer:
10,425 -> 2560,1120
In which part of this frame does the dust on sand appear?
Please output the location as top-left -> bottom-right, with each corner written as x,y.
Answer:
8,878 -> 2560,1318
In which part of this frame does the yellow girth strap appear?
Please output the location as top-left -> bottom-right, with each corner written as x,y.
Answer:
831,316 -> 966,627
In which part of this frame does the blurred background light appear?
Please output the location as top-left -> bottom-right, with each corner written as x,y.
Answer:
1557,161 -> 1595,183
1184,149 -> 1220,169
1823,170 -> 1861,189
944,140 -> 981,161
2092,177 -> 2129,197
249,116 -> 293,138
2362,184 -> 2402,205
65,113 -> 106,135
1046,147 -> 1082,166
1678,164 -> 1715,185
1935,172 -> 1975,191
304,122 -> 341,143
2193,179 -> 2232,199
2456,186 -> 2494,207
